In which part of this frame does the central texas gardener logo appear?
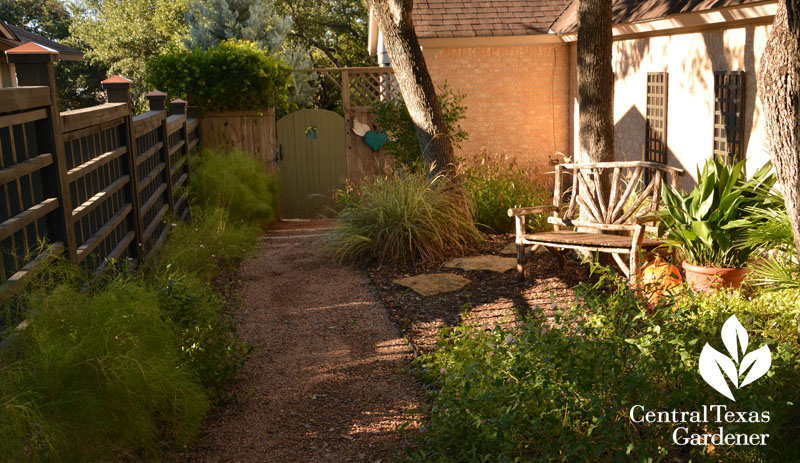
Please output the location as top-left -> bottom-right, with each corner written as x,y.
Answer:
699,315 -> 772,401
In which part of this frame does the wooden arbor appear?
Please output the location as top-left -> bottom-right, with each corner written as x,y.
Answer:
509,161 -> 684,283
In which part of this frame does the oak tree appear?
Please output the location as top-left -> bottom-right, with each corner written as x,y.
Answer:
366,0 -> 456,178
577,0 -> 615,165
759,0 -> 800,258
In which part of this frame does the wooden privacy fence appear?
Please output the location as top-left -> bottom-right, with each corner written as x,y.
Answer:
200,109 -> 276,171
0,45 -> 198,304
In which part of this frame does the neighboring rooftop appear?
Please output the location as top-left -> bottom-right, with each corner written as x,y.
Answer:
412,0 -> 572,38
0,21 -> 83,61
550,0 -> 769,34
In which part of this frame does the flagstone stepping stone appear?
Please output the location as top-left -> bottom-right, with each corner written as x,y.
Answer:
444,255 -> 517,273
501,243 -> 516,255
393,273 -> 471,296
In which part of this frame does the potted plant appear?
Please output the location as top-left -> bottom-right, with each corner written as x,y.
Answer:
659,156 -> 777,292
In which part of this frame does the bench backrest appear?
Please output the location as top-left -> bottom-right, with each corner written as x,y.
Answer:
550,161 -> 684,232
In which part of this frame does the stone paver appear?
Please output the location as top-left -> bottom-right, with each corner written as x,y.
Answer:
444,255 -> 517,273
393,273 -> 471,296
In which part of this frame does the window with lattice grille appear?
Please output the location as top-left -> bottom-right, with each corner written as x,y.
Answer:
645,72 -> 668,183
713,71 -> 745,161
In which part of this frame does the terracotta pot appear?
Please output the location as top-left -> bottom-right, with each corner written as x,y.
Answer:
682,261 -> 748,293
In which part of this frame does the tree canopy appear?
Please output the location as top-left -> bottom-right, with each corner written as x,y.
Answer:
0,0 -> 107,110
69,0 -> 190,108
278,0 -> 373,69
186,0 -> 313,107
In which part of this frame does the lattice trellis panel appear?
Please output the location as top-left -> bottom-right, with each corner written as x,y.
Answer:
713,71 -> 745,161
347,70 -> 401,108
645,72 -> 668,183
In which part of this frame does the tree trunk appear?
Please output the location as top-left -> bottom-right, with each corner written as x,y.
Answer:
577,0 -> 614,164
758,0 -> 800,258
366,0 -> 456,178
576,0 -> 614,239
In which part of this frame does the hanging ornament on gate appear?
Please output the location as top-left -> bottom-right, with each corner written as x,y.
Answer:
353,119 -> 387,152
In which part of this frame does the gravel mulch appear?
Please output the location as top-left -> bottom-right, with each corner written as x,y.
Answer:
176,221 -> 423,463
177,225 -> 597,462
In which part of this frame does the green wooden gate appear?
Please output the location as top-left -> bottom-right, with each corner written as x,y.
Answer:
276,109 -> 347,218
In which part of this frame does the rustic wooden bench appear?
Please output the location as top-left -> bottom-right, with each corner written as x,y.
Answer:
508,161 -> 684,284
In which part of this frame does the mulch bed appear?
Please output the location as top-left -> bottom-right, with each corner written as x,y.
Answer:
368,234 -> 595,353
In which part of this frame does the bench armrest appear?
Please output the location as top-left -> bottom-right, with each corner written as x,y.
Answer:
634,215 -> 660,224
507,205 -> 558,217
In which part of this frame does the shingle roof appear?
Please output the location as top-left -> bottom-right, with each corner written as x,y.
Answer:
4,23 -> 83,60
413,0 -> 572,38
550,0 -> 768,34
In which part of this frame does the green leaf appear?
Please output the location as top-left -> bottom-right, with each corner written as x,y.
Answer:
691,221 -> 712,242
720,218 -> 752,230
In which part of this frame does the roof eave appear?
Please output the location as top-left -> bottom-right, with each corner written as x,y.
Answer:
554,0 -> 777,42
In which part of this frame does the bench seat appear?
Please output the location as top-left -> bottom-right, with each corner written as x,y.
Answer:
521,231 -> 663,252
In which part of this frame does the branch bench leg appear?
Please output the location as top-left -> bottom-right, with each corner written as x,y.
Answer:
515,215 -> 526,281
629,224 -> 645,286
542,246 -> 567,269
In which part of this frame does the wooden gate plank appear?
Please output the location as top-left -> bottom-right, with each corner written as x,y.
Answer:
276,109 -> 346,218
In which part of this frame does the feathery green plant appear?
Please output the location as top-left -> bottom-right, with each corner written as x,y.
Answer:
190,147 -> 280,227
461,154 -> 551,233
0,277 -> 209,461
738,189 -> 799,290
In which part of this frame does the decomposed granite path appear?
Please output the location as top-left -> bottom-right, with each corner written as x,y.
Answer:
178,221 -> 423,463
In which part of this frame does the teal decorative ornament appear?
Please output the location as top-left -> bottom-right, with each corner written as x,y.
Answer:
353,119 -> 387,152
363,130 -> 388,151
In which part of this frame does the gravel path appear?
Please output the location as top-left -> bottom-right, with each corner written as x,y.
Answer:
179,222 -> 422,462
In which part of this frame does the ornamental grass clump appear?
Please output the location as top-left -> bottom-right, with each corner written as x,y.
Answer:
461,154 -> 551,233
325,171 -> 483,264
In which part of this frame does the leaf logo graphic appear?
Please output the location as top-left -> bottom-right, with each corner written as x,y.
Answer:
698,315 -> 771,401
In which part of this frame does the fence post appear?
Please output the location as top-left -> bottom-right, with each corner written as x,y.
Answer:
185,105 -> 199,178
6,43 -> 78,263
170,98 -> 188,199
146,90 -> 174,210
101,76 -> 144,260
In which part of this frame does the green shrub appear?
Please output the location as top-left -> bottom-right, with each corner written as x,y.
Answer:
325,171 -> 483,264
146,40 -> 291,112
0,277 -> 209,461
0,145 -> 272,461
372,82 -> 468,169
461,154 -> 551,233
154,270 -> 251,401
410,267 -> 800,462
152,207 -> 261,283
190,147 -> 280,227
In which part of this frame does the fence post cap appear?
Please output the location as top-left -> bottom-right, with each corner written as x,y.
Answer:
5,42 -> 58,63
145,89 -> 167,97
101,75 -> 133,86
170,98 -> 188,104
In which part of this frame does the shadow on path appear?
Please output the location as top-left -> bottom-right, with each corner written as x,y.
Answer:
178,221 -> 423,463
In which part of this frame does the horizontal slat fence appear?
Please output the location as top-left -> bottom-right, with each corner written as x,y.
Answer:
0,49 -> 200,329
